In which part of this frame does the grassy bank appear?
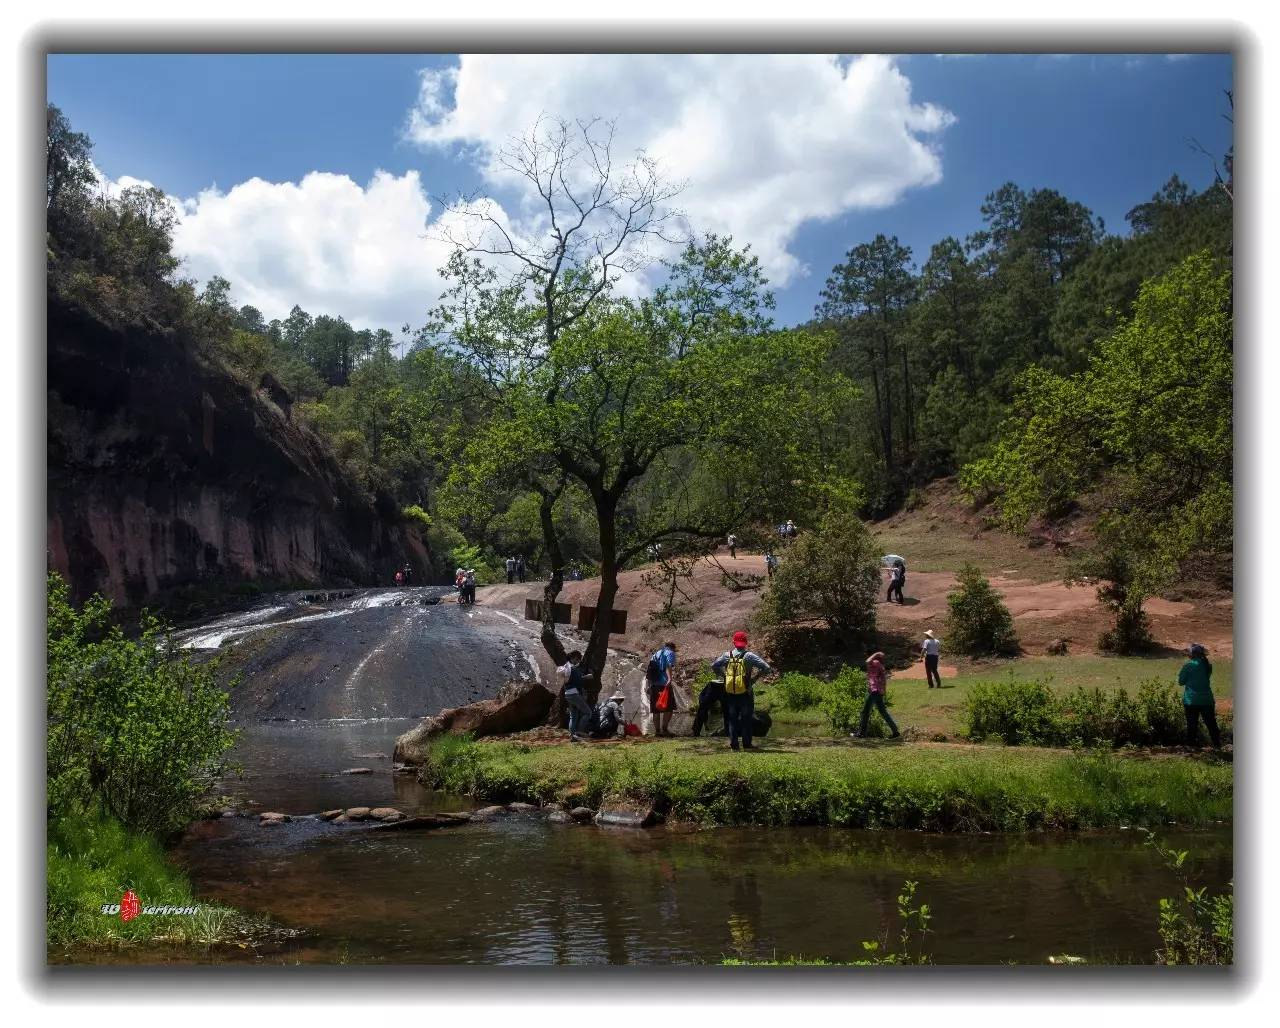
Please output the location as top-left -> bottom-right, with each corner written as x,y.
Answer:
757,656 -> 1234,741
47,809 -> 272,958
416,735 -> 1232,832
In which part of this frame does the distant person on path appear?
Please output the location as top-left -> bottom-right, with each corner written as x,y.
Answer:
854,651 -> 900,739
395,569 -> 405,586
463,569 -> 477,606
644,641 -> 679,737
1179,643 -> 1221,748
558,650 -> 594,742
887,559 -> 906,605
711,631 -> 773,751
455,567 -> 466,600
505,556 -> 516,584
517,555 -> 526,583
764,551 -> 778,579
921,629 -> 942,689
727,533 -> 738,559
402,563 -> 413,585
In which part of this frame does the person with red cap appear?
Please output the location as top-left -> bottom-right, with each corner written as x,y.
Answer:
710,630 -> 774,750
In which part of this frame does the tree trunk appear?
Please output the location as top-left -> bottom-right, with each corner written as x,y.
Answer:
582,491 -> 619,705
537,485 -> 571,728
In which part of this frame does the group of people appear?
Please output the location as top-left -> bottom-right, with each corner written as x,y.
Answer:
503,555 -> 528,584
643,632 -> 776,750
454,567 -> 477,606
885,558 -> 907,604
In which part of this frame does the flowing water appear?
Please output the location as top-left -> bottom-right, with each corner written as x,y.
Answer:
161,719 -> 1233,966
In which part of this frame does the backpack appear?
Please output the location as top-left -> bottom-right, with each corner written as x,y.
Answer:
724,652 -> 750,695
645,652 -> 665,684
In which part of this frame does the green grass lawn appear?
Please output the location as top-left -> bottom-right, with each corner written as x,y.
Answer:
756,654 -> 1233,740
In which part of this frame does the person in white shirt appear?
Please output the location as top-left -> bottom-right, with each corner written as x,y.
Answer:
921,629 -> 942,689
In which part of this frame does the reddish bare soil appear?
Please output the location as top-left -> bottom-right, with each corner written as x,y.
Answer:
477,552 -> 1233,664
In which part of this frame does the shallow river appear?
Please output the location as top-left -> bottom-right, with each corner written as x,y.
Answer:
165,720 -> 1232,966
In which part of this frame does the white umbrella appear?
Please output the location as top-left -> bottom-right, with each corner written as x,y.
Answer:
881,554 -> 906,568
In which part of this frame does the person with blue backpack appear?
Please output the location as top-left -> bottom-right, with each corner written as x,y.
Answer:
711,631 -> 774,751
644,641 -> 679,737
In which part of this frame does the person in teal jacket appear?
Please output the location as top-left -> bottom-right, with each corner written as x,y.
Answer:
1178,643 -> 1221,748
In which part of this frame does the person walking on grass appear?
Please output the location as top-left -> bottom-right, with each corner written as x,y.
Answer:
711,631 -> 773,751
853,651 -> 900,739
1179,642 -> 1221,749
921,629 -> 942,689
558,650 -> 595,742
645,641 -> 679,737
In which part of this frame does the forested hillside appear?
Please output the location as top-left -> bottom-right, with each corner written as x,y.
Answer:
45,106 -> 429,610
46,104 -> 1232,646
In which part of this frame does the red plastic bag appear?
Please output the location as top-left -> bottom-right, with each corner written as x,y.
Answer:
624,722 -> 642,737
654,684 -> 672,712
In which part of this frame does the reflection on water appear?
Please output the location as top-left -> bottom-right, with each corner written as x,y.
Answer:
178,723 -> 1232,966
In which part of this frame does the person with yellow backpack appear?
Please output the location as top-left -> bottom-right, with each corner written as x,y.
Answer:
710,630 -> 774,751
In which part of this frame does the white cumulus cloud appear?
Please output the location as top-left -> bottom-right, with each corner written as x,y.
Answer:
404,54 -> 954,286
170,170 -> 460,333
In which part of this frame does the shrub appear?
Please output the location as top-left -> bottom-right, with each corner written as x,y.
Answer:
401,504 -> 432,530
822,665 -> 890,738
770,672 -> 831,710
963,679 -> 1059,744
754,510 -> 881,640
944,564 -> 1019,656
47,572 -> 237,835
962,677 -> 1229,747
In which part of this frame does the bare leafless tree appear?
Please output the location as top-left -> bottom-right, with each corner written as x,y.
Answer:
1189,89 -> 1234,204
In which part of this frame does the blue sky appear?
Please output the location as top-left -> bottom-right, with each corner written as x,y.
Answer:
47,53 -> 1234,332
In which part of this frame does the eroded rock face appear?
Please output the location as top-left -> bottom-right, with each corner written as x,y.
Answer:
393,681 -> 557,764
47,299 -> 428,610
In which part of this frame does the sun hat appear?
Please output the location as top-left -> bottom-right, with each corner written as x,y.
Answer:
924,629 -> 935,639
732,630 -> 749,649
610,691 -> 626,702
869,651 -> 885,661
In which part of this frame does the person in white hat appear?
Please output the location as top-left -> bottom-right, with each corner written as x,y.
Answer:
920,629 -> 942,689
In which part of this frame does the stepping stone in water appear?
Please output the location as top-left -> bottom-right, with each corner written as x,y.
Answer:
345,807 -> 372,821
318,809 -> 344,821
369,807 -> 404,822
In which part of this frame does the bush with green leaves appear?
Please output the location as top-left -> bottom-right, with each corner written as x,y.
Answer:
963,677 -> 1226,747
944,563 -> 1019,656
47,573 -> 237,835
769,672 -> 832,710
821,665 -> 892,738
753,509 -> 881,641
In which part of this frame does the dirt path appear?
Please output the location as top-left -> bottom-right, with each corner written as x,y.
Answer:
477,551 -> 1234,666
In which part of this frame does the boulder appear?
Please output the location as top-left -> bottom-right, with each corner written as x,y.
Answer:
569,807 -> 595,823
438,811 -> 474,822
369,807 -> 404,822
332,815 -> 349,823
371,814 -> 467,832
506,802 -> 539,814
393,681 -> 557,765
318,809 -> 344,821
595,802 -> 658,829
469,805 -> 508,821
547,810 -> 572,825
259,812 -> 289,822
344,807 -> 372,821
